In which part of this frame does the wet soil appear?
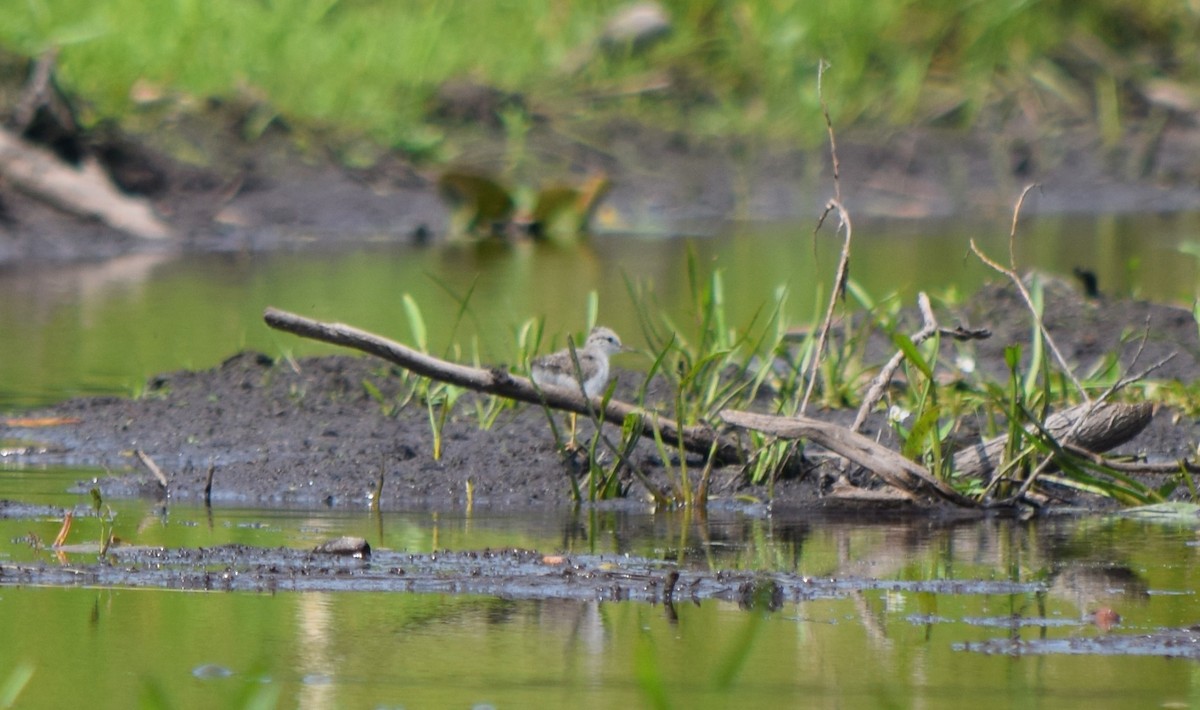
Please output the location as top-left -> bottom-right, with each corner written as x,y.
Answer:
5,274 -> 1200,516
0,540 -> 1040,605
5,85 -> 1200,263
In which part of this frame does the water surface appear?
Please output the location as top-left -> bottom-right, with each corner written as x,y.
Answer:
2,213 -> 1198,409
3,216 -> 1200,706
2,468 -> 1199,708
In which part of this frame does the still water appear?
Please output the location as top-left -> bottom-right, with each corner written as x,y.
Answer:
3,466 -> 1200,707
2,212 -> 1199,409
3,215 -> 1200,706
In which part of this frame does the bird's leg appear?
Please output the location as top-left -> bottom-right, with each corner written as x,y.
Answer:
566,412 -> 580,452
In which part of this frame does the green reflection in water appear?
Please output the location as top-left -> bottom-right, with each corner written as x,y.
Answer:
2,214 -> 1198,410
0,572 -> 1197,708
2,473 -> 1200,706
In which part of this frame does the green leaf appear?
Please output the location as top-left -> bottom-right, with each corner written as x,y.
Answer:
902,404 -> 941,460
362,379 -> 384,403
892,332 -> 934,380
402,293 -> 428,352
585,290 -> 599,332
1004,344 -> 1022,371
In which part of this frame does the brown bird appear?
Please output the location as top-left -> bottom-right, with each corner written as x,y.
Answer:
531,326 -> 629,447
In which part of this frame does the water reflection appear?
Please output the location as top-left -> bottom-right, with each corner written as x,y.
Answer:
2,483 -> 1199,706
3,213 -> 1199,409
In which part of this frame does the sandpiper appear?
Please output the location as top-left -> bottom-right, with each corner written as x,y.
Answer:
531,326 -> 628,446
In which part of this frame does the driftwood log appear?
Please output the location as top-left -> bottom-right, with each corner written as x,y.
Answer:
951,401 -> 1153,479
720,409 -> 976,505
263,307 -> 743,465
0,128 -> 172,240
722,400 -> 1154,505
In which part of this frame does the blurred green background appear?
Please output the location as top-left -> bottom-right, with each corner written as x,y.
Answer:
2,0 -> 1196,158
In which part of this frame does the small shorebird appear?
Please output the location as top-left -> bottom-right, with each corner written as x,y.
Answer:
531,326 -> 628,447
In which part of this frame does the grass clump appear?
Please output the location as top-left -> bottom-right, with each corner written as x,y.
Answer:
2,1 -> 1199,154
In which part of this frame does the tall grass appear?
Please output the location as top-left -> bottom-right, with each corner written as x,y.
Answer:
2,1 -> 1197,152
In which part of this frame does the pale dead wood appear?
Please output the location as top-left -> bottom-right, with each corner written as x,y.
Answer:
263,307 -> 743,465
0,129 -> 173,240
719,409 -> 975,505
951,401 -> 1153,480
134,449 -> 170,490
723,400 -> 1154,506
852,293 -> 936,432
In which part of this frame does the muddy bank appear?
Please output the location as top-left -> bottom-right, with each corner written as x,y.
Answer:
4,276 -> 1200,514
5,97 -> 1200,264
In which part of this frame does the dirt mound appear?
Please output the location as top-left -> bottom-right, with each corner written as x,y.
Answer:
4,276 -> 1199,513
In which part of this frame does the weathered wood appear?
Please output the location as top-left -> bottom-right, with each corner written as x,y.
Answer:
719,409 -> 975,505
0,128 -> 172,240
950,401 -> 1154,480
263,307 -> 744,464
721,401 -> 1155,506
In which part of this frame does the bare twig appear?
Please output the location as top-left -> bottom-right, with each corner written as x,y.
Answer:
134,449 -> 170,491
803,198 -> 853,413
817,59 -> 841,203
801,61 -> 853,415
204,461 -> 215,506
969,184 -> 1085,399
12,48 -> 66,132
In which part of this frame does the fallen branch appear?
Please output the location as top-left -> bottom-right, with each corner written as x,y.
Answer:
0,128 -> 172,240
263,307 -> 743,465
722,400 -> 1154,506
720,409 -> 975,505
952,401 -> 1154,480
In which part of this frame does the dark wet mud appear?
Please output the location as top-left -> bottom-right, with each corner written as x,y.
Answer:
6,531 -> 1188,662
0,540 -> 1039,605
5,274 -> 1200,515
958,632 -> 1200,659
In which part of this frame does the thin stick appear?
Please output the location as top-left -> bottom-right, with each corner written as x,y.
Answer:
969,184 -> 1086,400
802,198 -> 852,414
817,59 -> 841,203
135,449 -> 170,491
203,461 -> 215,506
13,48 -> 63,131
801,62 -> 851,414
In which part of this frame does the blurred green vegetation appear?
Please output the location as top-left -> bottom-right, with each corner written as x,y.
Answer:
1,0 -> 1198,157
